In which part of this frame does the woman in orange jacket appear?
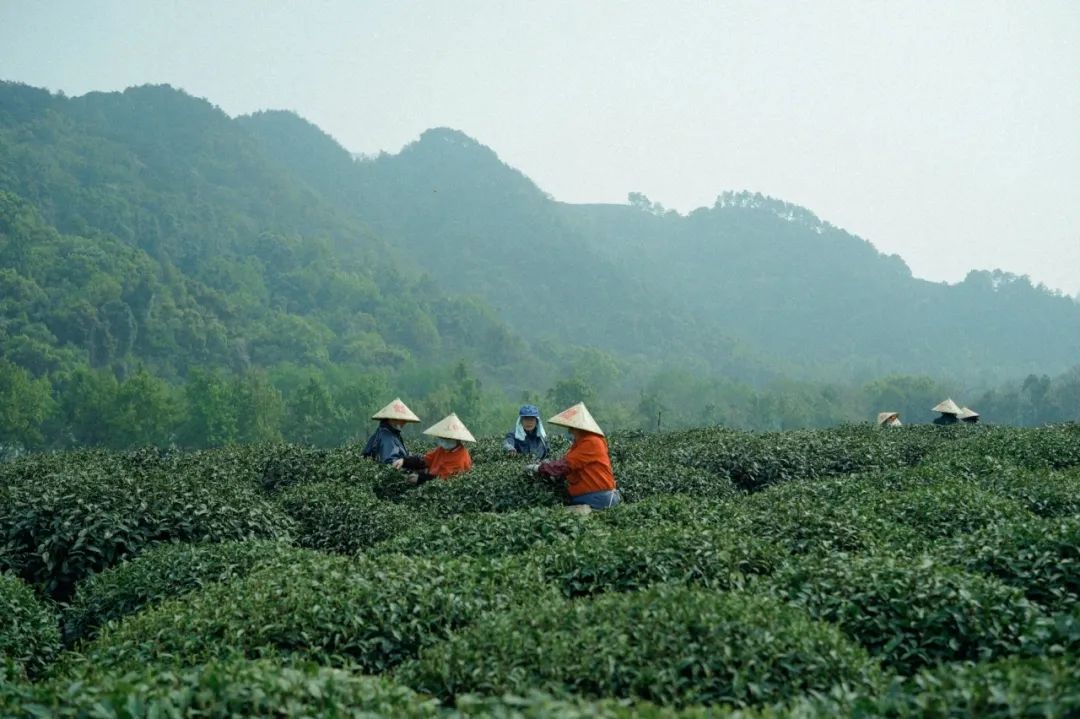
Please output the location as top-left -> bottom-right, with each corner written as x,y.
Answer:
536,402 -> 621,510
394,412 -> 475,485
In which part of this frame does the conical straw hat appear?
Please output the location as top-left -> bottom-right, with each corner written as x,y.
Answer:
932,398 -> 962,415
877,411 -> 900,426
371,398 -> 420,422
547,402 -> 604,436
423,413 -> 476,443
958,407 -> 980,420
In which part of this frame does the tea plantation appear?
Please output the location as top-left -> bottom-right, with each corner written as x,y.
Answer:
2,423 -> 1080,717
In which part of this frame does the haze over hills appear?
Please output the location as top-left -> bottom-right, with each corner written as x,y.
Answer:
1,81 -> 1079,449
241,108 -> 1080,384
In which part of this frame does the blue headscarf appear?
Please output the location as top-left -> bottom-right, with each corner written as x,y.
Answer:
514,404 -> 546,442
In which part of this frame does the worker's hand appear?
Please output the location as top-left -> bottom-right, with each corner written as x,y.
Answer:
405,473 -> 419,485
524,462 -> 540,475
391,459 -> 404,470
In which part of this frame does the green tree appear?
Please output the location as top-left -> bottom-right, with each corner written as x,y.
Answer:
546,375 -> 594,413
284,377 -> 341,446
109,367 -> 180,447
233,369 -> 285,444
181,368 -> 238,447
0,358 -> 52,450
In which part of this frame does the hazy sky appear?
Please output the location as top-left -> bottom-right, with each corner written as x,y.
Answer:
3,1 -> 1079,295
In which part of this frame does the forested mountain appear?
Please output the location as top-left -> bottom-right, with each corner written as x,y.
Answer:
0,82 -> 542,449
239,113 -> 777,382
241,111 -> 1080,384
560,195 -> 1080,383
1,81 -> 1078,450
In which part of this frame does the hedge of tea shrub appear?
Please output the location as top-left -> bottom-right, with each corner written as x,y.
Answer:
0,656 -> 441,719
685,425 -> 945,491
399,585 -> 881,708
612,460 -> 737,503
66,552 -> 552,676
765,553 -> 1043,673
519,523 -> 782,598
934,516 -> 1080,610
257,442 -> 402,494
374,504 -> 596,559
832,478 -> 1035,548
922,423 -> 1080,472
0,572 -> 60,678
594,494 -> 731,532
374,462 -> 563,517
726,478 -> 914,555
62,540 -> 315,646
875,655 -> 1080,718
0,464 -> 294,600
277,480 -> 415,553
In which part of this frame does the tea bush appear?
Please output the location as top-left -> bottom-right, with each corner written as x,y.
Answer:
613,460 -> 737,502
67,552 -> 552,676
399,585 -> 880,708
975,467 -> 1080,518
876,655 -> 1080,717
278,481 -> 415,553
935,516 -> 1080,610
726,479 -> 914,554
837,478 -> 1035,548
375,462 -> 563,517
520,523 -> 782,598
374,505 -> 596,559
766,553 -> 1042,673
594,494 -> 731,532
450,692 -> 714,718
62,540 -> 314,646
257,442 -> 401,494
0,656 -> 441,718
934,423 -> 1080,471
0,456 -> 295,600
686,425 -> 942,491
0,572 -> 60,678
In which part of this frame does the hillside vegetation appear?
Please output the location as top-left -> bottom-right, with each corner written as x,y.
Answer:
1,81 -> 1078,452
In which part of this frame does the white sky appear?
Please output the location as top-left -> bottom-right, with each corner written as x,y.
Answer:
3,0 -> 1079,295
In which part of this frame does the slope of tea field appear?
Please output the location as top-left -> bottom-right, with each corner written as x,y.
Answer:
2,423 -> 1080,716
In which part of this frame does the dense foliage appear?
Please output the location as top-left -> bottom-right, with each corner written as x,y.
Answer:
0,573 -> 60,678
0,449 -> 294,600
1,418 -> 1079,715
399,586 -> 880,708
2,81 -> 1079,454
61,540 -> 313,645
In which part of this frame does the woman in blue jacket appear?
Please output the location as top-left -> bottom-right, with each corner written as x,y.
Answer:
361,398 -> 421,464
502,404 -> 549,459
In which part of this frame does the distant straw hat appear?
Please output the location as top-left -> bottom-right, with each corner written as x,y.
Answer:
877,411 -> 900,426
547,402 -> 604,436
422,413 -> 476,443
932,398 -> 962,415
957,407 -> 980,420
371,398 -> 420,423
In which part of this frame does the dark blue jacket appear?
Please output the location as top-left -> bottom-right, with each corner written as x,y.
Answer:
502,429 -> 549,459
362,421 -> 408,463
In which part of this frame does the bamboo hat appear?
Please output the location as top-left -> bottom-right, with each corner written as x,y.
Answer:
423,413 -> 476,443
548,402 -> 605,436
877,411 -> 900,426
958,407 -> 980,420
932,398 -> 962,415
371,398 -> 420,423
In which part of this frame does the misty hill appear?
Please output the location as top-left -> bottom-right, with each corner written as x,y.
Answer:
239,114 -> 776,382
560,194 -> 1080,382
241,111 -> 1080,383
0,82 -> 533,389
